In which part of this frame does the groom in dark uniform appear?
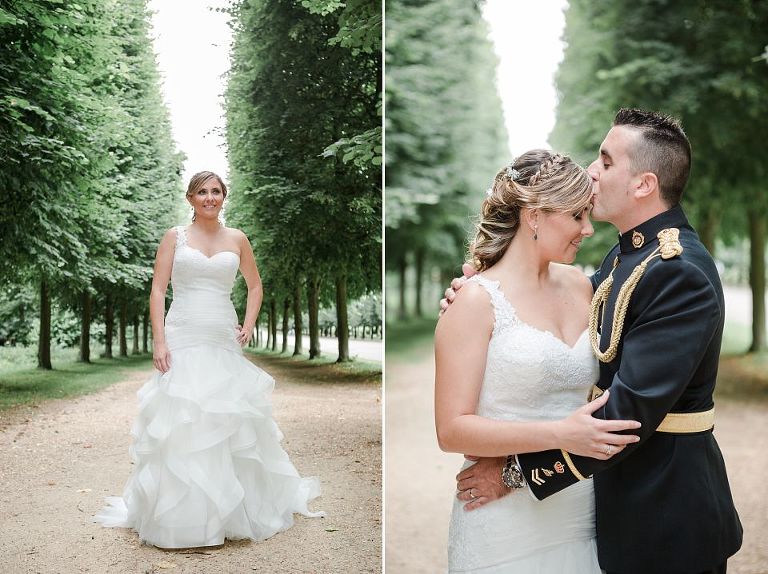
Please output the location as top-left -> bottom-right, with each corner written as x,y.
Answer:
448,109 -> 742,574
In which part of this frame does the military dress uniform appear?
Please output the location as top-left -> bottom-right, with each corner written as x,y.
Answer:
516,205 -> 743,574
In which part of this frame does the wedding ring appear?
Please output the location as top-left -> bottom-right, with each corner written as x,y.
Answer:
604,445 -> 612,456
469,488 -> 476,500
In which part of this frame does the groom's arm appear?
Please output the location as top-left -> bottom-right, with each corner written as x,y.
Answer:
518,258 -> 721,500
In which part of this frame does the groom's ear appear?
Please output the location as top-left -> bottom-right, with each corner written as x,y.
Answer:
633,171 -> 659,201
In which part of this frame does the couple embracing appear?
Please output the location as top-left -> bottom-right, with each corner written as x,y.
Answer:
435,109 -> 742,574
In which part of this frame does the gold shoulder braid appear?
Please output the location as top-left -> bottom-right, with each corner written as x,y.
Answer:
589,228 -> 683,363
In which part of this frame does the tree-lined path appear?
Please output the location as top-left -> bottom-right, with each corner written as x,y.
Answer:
0,353 -> 381,573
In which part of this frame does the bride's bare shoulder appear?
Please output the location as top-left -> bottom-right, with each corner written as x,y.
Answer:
439,280 -> 493,324
223,226 -> 250,242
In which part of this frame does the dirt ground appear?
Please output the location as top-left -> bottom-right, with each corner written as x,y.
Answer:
0,355 -> 381,574
385,349 -> 768,574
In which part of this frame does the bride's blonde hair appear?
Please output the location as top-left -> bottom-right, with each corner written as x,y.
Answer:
469,150 -> 592,271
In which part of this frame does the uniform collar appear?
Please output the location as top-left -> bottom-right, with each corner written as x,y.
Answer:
618,204 -> 689,254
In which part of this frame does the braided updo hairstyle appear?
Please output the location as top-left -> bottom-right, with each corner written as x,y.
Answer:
469,149 -> 593,271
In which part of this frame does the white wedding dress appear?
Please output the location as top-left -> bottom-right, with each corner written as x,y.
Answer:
448,275 -> 601,573
95,226 -> 324,548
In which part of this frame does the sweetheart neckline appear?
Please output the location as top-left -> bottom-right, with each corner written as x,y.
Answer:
181,244 -> 240,260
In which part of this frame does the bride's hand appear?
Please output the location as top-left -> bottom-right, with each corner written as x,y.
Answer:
153,342 -> 171,373
236,324 -> 253,347
553,390 -> 641,460
438,263 -> 478,317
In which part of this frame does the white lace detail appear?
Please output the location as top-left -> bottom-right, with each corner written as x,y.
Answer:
466,274 -> 518,335
448,274 -> 601,572
175,225 -> 187,248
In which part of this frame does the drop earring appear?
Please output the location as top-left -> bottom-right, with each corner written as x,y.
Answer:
533,225 -> 538,241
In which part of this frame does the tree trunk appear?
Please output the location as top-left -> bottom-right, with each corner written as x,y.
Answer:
748,212 -> 766,352
335,274 -> 350,362
282,297 -> 290,353
142,309 -> 149,353
293,284 -> 303,356
307,276 -> 321,359
698,206 -> 719,256
266,305 -> 272,349
398,252 -> 407,320
38,278 -> 52,370
255,315 -> 261,346
78,290 -> 91,363
119,300 -> 128,357
132,315 -> 140,355
270,299 -> 277,351
104,292 -> 114,358
415,247 -> 425,317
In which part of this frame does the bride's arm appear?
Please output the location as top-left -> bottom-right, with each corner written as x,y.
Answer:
149,229 -> 176,373
236,230 -> 263,346
435,283 -> 640,458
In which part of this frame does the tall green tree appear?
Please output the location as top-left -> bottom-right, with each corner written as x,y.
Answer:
226,0 -> 380,362
385,0 -> 507,319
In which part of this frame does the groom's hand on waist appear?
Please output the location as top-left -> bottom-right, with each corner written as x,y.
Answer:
439,263 -> 478,317
455,456 -> 511,511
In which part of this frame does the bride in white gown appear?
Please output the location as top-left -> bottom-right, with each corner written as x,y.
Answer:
95,171 -> 324,549
435,151 -> 639,573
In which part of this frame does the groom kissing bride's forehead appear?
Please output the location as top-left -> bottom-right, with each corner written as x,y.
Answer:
443,108 -> 743,574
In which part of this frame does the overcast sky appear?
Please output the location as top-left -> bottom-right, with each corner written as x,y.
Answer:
148,0 -> 568,184
148,0 -> 232,184
483,0 -> 568,156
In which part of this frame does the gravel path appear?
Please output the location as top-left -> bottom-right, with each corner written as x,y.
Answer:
0,356 -> 381,574
385,348 -> 768,574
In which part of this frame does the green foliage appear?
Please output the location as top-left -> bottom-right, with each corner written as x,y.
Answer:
552,0 -> 768,268
226,0 -> 381,316
385,0 -> 507,283
0,0 -> 182,364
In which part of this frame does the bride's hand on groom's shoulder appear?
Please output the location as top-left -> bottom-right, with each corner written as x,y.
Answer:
554,390 -> 642,460
439,263 -> 478,317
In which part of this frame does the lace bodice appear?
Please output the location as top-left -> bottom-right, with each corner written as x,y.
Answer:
468,274 -> 599,422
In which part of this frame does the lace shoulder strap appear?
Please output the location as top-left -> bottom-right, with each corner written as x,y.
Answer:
466,275 -> 518,334
175,225 -> 188,248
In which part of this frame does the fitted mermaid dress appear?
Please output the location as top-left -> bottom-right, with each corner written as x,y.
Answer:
447,275 -> 601,573
95,226 -> 323,548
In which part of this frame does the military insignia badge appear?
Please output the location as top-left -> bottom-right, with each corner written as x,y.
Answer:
632,230 -> 644,249
542,468 -> 554,477
554,461 -> 565,474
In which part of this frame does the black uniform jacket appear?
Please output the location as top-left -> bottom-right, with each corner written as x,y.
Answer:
517,205 -> 743,574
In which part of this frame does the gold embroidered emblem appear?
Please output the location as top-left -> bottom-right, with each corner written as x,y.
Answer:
632,230 -> 645,248
554,461 -> 565,474
542,468 -> 554,477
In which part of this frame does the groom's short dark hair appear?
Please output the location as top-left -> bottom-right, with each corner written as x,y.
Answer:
613,108 -> 691,207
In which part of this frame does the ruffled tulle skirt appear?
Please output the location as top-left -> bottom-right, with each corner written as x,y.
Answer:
94,344 -> 324,549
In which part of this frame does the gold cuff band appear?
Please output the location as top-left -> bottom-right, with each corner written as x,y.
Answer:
656,407 -> 715,434
560,449 -> 588,481
588,386 -> 715,434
